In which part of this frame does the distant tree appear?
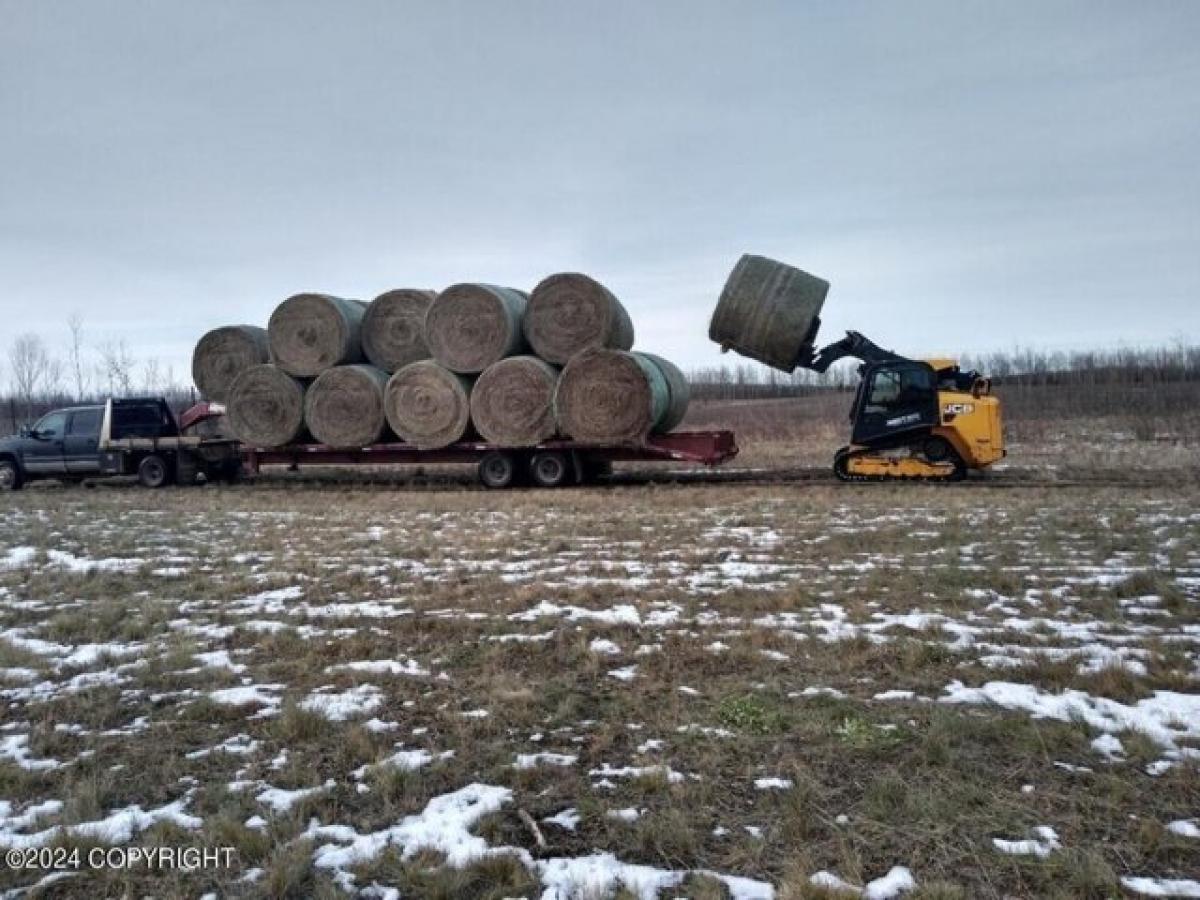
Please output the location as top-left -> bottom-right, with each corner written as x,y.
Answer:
97,338 -> 136,396
67,312 -> 90,400
7,333 -> 55,419
141,357 -> 162,395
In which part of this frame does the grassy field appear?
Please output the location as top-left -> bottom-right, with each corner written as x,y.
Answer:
1,472 -> 1199,899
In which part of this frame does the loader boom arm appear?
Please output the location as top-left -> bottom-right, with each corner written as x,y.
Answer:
803,330 -> 908,373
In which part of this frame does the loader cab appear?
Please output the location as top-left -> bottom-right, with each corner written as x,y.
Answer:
850,360 -> 939,446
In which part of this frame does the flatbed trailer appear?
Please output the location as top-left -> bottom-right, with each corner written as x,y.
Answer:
239,430 -> 739,489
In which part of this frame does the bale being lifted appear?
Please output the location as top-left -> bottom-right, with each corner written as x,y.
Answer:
268,293 -> 366,378
470,355 -> 559,446
361,289 -> 436,373
424,284 -> 528,374
709,254 -> 829,372
227,364 -> 307,447
384,360 -> 473,449
525,273 -> 634,364
304,364 -> 390,448
555,349 -> 688,443
191,325 -> 270,402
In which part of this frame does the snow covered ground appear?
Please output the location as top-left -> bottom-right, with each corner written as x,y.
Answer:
0,481 -> 1197,897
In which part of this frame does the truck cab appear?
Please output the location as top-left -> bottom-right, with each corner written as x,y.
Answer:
0,398 -> 238,491
0,405 -> 106,489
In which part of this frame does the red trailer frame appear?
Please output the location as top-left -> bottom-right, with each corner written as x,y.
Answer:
181,401 -> 737,488
240,431 -> 738,488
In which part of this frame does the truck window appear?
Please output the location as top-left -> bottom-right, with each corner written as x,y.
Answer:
34,412 -> 67,437
112,403 -> 176,439
68,409 -> 102,436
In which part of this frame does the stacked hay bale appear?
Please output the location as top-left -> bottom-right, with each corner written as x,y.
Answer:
197,271 -> 690,450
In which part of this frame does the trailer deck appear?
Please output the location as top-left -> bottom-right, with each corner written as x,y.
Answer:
239,431 -> 739,488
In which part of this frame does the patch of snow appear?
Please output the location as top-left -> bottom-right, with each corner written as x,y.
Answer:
256,780 -> 335,814
993,826 -> 1060,858
324,659 -> 428,677
940,680 -> 1200,752
754,777 -> 793,790
1120,876 -> 1200,897
514,752 -> 577,770
1167,820 -> 1200,839
606,807 -> 641,823
300,685 -> 383,721
542,808 -> 580,831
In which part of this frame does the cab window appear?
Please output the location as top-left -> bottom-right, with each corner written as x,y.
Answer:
865,367 -> 935,413
68,408 -> 102,436
33,412 -> 67,438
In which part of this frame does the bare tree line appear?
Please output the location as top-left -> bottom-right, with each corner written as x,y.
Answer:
2,318 -> 194,435
688,342 -> 1200,400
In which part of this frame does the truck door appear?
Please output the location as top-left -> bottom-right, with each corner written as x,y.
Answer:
64,408 -> 103,474
851,362 -> 939,446
22,411 -> 68,474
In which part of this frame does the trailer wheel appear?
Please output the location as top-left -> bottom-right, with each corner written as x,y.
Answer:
0,460 -> 22,492
530,451 -> 570,488
138,454 -> 172,489
478,451 -> 516,489
580,458 -> 613,484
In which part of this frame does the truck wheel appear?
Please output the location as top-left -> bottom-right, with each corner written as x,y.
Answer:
0,460 -> 22,492
530,451 -> 570,488
138,454 -> 172,489
478,451 -> 516,489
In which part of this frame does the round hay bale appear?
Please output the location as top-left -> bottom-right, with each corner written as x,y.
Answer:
384,360 -> 473,449
709,254 -> 829,372
268,293 -> 365,377
424,284 -> 528,374
637,352 -> 690,432
226,364 -> 307,447
304,364 -> 390,448
525,273 -> 634,364
470,355 -> 559,447
361,289 -> 436,373
554,349 -> 669,444
191,325 -> 270,402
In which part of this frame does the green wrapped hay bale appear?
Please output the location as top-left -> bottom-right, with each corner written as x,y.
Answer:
191,325 -> 270,403
384,360 -> 473,449
709,254 -> 829,372
362,288 -> 436,373
425,283 -> 528,374
554,348 -> 676,443
470,355 -> 559,447
304,364 -> 390,448
637,352 -> 690,433
227,364 -> 307,448
268,293 -> 366,377
525,273 -> 634,364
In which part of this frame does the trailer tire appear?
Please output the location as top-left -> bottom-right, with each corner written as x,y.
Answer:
478,451 -> 517,490
176,454 -> 199,487
0,459 -> 22,492
530,451 -> 570,488
218,460 -> 243,484
138,454 -> 173,489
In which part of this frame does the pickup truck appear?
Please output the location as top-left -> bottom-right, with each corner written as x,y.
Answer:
0,397 -> 240,491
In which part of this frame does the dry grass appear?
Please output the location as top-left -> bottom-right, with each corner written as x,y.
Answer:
0,476 -> 1198,898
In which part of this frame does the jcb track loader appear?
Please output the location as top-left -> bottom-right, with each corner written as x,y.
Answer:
710,254 -> 1005,482
802,331 -> 1005,482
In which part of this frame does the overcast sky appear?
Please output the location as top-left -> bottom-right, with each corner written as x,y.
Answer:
2,1 -> 1197,382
